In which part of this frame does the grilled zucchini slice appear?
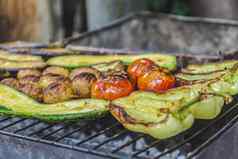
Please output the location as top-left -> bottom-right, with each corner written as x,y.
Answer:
0,58 -> 46,71
0,50 -> 43,61
0,84 -> 109,122
47,53 -> 177,71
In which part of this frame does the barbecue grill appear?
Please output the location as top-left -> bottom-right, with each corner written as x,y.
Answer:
1,12 -> 238,159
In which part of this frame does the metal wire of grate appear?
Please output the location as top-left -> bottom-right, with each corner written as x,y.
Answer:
0,98 -> 237,159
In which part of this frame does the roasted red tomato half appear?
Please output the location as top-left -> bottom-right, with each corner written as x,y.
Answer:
127,58 -> 155,85
137,67 -> 175,93
91,75 -> 133,100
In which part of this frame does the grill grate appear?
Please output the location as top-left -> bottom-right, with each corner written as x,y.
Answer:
0,97 -> 238,159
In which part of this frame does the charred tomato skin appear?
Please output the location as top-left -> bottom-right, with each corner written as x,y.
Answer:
137,68 -> 175,93
91,76 -> 133,100
127,58 -> 155,85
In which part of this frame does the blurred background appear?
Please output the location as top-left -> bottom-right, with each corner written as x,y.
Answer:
0,0 -> 238,43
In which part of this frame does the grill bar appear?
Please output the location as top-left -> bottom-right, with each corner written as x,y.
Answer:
28,124 -> 56,136
0,117 -> 11,123
54,127 -> 85,142
76,123 -> 121,146
93,129 -> 128,150
132,140 -> 161,157
0,118 -> 25,130
111,134 -> 145,153
14,121 -> 41,133
40,124 -> 73,139
0,129 -> 123,159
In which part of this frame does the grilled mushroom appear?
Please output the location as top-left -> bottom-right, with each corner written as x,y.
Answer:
92,60 -> 125,73
0,78 -> 19,89
16,69 -> 43,101
39,75 -> 65,88
40,67 -> 74,103
18,82 -> 43,101
69,67 -> 100,98
42,66 -> 69,77
17,69 -> 41,79
43,78 -> 74,103
40,66 -> 69,88
17,69 -> 41,84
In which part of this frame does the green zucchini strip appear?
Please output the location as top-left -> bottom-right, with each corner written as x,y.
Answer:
0,50 -> 43,62
0,84 -> 109,121
47,53 -> 177,70
0,58 -> 46,71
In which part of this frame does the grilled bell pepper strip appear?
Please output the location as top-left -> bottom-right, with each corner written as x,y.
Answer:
175,62 -> 238,119
181,60 -> 238,74
188,95 -> 225,119
110,87 -> 201,139
177,62 -> 238,96
110,104 -> 194,139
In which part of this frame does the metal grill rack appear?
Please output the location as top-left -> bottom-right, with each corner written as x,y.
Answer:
0,96 -> 238,159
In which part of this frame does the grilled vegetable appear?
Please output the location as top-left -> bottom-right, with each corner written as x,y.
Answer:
17,69 -> 41,79
188,95 -> 226,119
42,78 -> 74,104
177,61 -> 238,96
70,68 -> 100,98
110,88 -> 197,139
70,67 -> 100,79
91,71 -> 133,100
0,50 -> 43,62
181,60 -> 238,74
0,78 -> 19,89
92,60 -> 125,73
16,69 -> 42,101
175,62 -> 238,119
42,66 -> 69,77
40,67 -> 74,103
127,58 -> 156,85
47,53 -> 177,71
18,81 -> 43,101
176,70 -> 227,85
39,75 -> 65,88
0,84 -> 108,121
137,67 -> 175,92
0,58 -> 46,71
40,66 -> 69,87
109,83 -> 230,138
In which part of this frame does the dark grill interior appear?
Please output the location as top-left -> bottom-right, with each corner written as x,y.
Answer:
0,95 -> 238,159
